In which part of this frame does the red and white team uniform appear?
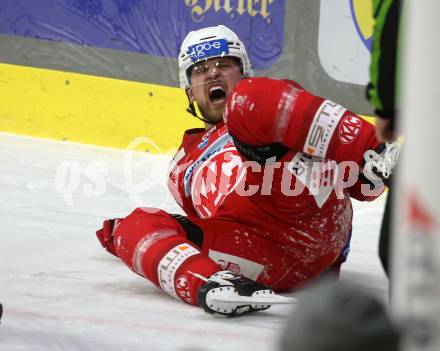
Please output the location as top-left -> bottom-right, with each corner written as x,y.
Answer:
101,78 -> 383,307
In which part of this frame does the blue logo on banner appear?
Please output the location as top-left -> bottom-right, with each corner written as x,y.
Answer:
188,39 -> 229,63
0,0 -> 286,70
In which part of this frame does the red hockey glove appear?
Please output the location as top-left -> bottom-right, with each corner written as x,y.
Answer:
96,218 -> 122,257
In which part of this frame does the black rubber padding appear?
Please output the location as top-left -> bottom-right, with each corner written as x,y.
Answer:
171,214 -> 204,248
232,136 -> 288,165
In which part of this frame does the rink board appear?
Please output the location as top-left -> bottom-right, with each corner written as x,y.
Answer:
0,63 -> 374,152
0,62 -> 201,152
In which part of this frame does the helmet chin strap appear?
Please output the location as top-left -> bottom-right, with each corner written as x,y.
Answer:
185,89 -> 222,126
184,73 -> 248,126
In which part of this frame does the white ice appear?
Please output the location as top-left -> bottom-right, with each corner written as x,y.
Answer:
0,133 -> 388,351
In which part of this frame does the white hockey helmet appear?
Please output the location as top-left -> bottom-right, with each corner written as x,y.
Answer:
178,25 -> 253,89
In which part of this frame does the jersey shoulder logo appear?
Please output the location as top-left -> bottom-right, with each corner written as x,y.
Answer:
339,115 -> 363,144
304,100 -> 346,158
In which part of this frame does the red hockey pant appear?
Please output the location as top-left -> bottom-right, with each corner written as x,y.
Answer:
113,207 -> 348,306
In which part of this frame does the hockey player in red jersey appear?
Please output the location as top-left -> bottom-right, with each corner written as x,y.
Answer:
96,25 -> 399,316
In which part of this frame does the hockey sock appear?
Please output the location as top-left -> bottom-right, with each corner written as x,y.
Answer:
113,208 -> 219,305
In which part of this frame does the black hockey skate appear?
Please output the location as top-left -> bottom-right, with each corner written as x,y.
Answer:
197,271 -> 276,317
363,142 -> 400,188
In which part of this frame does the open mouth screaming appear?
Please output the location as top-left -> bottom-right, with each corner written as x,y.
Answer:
208,85 -> 227,104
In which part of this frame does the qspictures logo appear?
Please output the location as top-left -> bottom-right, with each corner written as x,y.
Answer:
54,137 -> 177,212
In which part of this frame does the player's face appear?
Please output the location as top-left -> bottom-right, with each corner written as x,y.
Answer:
187,57 -> 242,125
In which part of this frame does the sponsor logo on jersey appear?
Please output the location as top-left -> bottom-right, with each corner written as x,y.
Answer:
197,124 -> 218,150
208,250 -> 264,281
188,39 -> 229,63
339,115 -> 363,144
197,138 -> 209,150
158,244 -> 199,300
175,274 -> 192,303
288,152 -> 338,208
304,100 -> 346,158
184,132 -> 233,196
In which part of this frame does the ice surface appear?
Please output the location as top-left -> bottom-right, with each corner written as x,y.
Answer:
0,133 -> 388,351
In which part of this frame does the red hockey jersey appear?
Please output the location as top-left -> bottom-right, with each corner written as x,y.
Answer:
168,77 -> 382,280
